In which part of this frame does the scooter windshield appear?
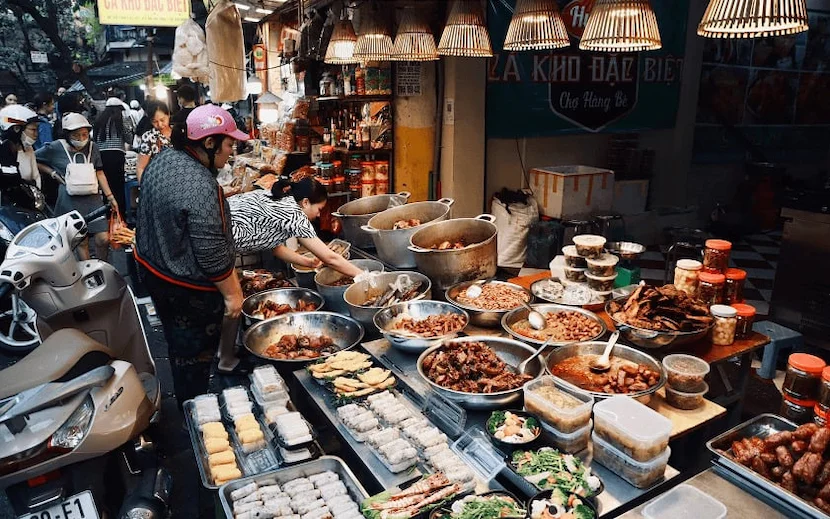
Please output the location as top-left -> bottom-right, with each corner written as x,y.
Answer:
16,224 -> 52,248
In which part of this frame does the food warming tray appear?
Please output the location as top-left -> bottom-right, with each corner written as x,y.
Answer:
218,456 -> 370,519
706,413 -> 827,519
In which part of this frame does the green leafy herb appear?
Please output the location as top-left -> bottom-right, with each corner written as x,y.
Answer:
487,411 -> 506,435
525,416 -> 540,432
511,448 -> 599,497
573,504 -> 595,519
452,496 -> 526,519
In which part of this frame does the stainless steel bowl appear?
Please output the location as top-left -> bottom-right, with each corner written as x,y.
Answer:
241,288 -> 325,327
292,251 -> 351,289
445,280 -> 534,328
373,300 -> 469,353
343,271 -> 433,330
314,259 -> 385,315
605,241 -> 646,261
605,297 -> 713,349
544,341 -> 666,403
243,311 -> 364,364
416,336 -> 545,409
501,304 -> 606,346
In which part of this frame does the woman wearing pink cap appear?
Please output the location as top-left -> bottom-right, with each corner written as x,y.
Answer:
134,104 -> 249,407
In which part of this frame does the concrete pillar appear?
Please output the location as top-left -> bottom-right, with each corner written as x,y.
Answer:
393,62 -> 437,201
440,56 -> 487,218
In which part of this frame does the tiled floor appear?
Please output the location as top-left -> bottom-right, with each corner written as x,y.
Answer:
638,231 -> 781,317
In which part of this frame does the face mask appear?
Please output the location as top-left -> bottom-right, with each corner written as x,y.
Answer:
21,133 -> 36,147
70,139 -> 88,149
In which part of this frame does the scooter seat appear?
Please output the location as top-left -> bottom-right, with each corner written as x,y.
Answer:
0,329 -> 112,400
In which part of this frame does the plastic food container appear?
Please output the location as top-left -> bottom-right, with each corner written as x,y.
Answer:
591,432 -> 670,489
710,305 -> 737,346
815,405 -> 827,428
572,235 -> 606,259
673,259 -> 702,297
585,272 -> 617,292
731,303 -> 756,339
783,353 -> 826,401
697,272 -> 725,307
540,419 -> 592,453
662,354 -> 710,392
642,484 -> 726,519
562,245 -> 587,268
724,268 -> 746,305
819,367 -> 830,413
563,266 -> 587,282
703,239 -> 732,274
586,254 -> 619,277
780,394 -> 816,425
665,382 -> 708,410
524,376 -> 594,433
593,395 -> 672,463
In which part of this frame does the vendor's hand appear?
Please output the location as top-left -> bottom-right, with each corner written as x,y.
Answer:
223,291 -> 243,319
109,198 -> 119,214
306,257 -> 323,269
354,270 -> 375,283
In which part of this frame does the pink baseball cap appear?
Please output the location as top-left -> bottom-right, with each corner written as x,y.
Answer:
186,104 -> 249,141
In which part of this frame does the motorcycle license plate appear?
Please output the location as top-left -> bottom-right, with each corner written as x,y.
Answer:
17,490 -> 99,519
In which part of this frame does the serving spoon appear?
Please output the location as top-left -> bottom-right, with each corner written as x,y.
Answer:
517,336 -> 554,375
520,301 -> 547,331
464,278 -> 494,299
589,331 -> 621,373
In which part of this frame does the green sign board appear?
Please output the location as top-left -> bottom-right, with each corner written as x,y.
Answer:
486,0 -> 688,137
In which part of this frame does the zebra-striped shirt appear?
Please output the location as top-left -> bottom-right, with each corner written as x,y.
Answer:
229,191 -> 317,253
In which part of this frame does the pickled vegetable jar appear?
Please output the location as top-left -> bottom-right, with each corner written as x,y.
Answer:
781,394 -> 816,425
783,353 -> 826,401
673,259 -> 702,297
710,304 -> 737,346
724,268 -> 746,305
697,272 -> 725,307
731,303 -> 756,339
703,239 -> 732,274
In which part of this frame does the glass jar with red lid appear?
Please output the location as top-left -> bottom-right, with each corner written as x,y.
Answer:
815,404 -> 827,428
818,367 -> 830,414
703,239 -> 732,274
781,394 -> 816,425
731,303 -> 756,339
724,268 -> 746,305
783,353 -> 826,401
697,271 -> 725,306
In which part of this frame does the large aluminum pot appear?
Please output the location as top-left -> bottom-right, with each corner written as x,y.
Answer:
333,192 -> 411,249
343,271 -> 432,330
243,311 -> 364,365
408,214 -> 498,290
416,336 -> 545,410
241,287 -> 325,327
314,259 -> 385,315
361,198 -> 454,268
445,280 -> 534,328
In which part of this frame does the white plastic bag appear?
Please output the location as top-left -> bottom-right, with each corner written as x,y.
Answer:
206,0 -> 246,102
491,192 -> 539,268
173,18 -> 209,79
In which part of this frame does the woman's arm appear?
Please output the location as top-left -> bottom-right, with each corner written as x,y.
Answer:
298,236 -> 363,277
136,154 -> 150,183
272,244 -> 319,269
95,170 -> 119,212
214,269 -> 243,318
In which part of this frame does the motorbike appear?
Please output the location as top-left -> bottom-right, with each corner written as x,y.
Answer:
0,206 -> 170,519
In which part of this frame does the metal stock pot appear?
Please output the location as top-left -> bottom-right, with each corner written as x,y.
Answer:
332,192 -> 411,249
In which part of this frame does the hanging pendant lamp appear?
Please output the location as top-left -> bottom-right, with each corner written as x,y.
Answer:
698,0 -> 808,38
438,0 -> 493,57
392,9 -> 439,61
354,5 -> 394,61
324,14 -> 359,64
504,0 -> 570,51
579,0 -> 662,52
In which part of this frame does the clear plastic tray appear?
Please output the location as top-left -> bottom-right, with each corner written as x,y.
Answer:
250,380 -> 291,408
228,412 -> 279,474
591,432 -> 670,489
272,412 -> 318,450
278,442 -> 321,466
183,399 -> 246,490
642,483 -> 726,519
369,439 -> 419,474
540,419 -> 592,454
593,395 -> 671,463
524,376 -> 594,434
451,427 -> 505,482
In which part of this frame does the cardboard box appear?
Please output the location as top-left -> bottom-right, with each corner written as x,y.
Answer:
529,166 -> 614,219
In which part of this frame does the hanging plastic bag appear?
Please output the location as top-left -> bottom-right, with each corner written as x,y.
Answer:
206,0 -> 246,102
173,18 -> 210,80
109,211 -> 134,250
491,189 -> 539,268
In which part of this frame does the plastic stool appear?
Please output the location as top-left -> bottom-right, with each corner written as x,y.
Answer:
754,320 -> 804,379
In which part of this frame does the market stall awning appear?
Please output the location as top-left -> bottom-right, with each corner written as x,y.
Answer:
67,61 -> 172,92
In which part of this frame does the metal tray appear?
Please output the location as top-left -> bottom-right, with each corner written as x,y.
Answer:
218,456 -> 370,519
706,413 -> 827,519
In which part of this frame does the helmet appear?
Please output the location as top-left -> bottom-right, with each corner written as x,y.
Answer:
0,105 -> 37,131
185,104 -> 248,142
62,112 -> 92,131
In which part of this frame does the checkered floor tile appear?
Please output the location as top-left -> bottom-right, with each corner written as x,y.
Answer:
639,232 -> 780,316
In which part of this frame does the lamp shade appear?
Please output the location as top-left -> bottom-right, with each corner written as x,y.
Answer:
579,0 -> 662,52
354,7 -> 393,61
392,10 -> 439,61
504,0 -> 570,51
438,0 -> 493,57
698,0 -> 808,38
324,17 -> 359,64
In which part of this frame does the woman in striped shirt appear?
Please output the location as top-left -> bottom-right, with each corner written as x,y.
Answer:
93,97 -> 133,213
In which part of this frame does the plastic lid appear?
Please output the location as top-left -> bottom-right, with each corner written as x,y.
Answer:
698,272 -> 726,284
593,395 -> 672,444
725,268 -> 747,280
675,259 -> 702,271
643,484 -> 727,519
783,393 -> 817,407
710,304 -> 737,318
731,303 -> 756,317
789,353 -> 826,375
705,239 -> 732,251
663,354 -> 710,377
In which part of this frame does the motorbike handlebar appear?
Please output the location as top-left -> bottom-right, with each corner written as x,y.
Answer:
84,204 -> 110,224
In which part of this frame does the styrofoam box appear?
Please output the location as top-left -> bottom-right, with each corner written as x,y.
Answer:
529,165 -> 614,219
